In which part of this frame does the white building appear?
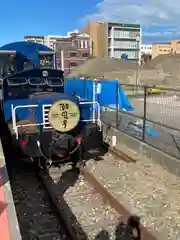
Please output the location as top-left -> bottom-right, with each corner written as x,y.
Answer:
24,30 -> 80,49
24,36 -> 46,45
140,44 -> 152,55
106,22 -> 142,62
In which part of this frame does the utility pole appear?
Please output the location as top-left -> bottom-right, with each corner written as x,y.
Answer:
135,34 -> 140,91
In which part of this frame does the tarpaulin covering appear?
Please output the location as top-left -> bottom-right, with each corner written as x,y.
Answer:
65,78 -> 134,111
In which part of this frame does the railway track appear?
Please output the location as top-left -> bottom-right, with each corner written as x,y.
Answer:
39,147 -> 156,240
8,163 -> 68,240
5,133 -> 156,240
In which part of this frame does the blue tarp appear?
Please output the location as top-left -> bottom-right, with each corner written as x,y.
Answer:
65,79 -> 134,111
65,79 -> 160,137
146,126 -> 160,137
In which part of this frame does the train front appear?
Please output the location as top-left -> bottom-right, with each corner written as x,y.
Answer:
3,68 -> 102,168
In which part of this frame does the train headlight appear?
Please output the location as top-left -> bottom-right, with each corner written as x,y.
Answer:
42,70 -> 48,77
48,100 -> 80,132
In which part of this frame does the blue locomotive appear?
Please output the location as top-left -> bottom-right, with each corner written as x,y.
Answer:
0,42 -> 102,169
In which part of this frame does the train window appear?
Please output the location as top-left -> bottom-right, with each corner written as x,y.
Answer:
47,77 -> 64,87
28,77 -> 46,85
7,77 -> 28,86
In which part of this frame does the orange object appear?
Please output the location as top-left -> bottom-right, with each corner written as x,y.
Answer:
0,167 -> 10,240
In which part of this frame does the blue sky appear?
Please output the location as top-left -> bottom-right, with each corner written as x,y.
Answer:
0,0 -> 99,46
0,0 -> 179,46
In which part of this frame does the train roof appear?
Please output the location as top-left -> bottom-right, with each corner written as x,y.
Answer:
0,41 -> 55,68
0,41 -> 54,53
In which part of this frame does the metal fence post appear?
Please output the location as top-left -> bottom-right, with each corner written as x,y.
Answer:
116,82 -> 119,128
142,86 -> 147,141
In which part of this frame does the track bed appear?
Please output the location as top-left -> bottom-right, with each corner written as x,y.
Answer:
41,165 -> 139,239
8,163 -> 68,240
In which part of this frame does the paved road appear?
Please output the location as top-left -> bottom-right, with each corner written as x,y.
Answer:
130,96 -> 180,130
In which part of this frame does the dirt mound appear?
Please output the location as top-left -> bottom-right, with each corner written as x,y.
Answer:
141,54 -> 180,86
145,54 -> 180,72
148,54 -> 173,66
68,56 -> 162,85
68,57 -> 137,77
68,55 -> 180,87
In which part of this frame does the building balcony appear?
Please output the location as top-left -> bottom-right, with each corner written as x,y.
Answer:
108,46 -> 140,50
108,35 -> 140,40
108,36 -> 139,41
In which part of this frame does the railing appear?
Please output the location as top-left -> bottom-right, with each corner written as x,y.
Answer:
12,104 -> 43,139
11,101 -> 101,139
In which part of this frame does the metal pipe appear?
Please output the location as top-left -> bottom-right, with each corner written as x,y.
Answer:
135,58 -> 138,90
116,82 -> 119,128
92,81 -> 96,123
135,37 -> 140,91
60,50 -> 64,70
142,86 -> 147,141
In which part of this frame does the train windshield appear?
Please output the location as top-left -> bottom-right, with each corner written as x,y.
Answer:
7,77 -> 28,86
47,77 -> 63,87
28,77 -> 63,86
29,78 -> 46,85
6,77 -> 64,87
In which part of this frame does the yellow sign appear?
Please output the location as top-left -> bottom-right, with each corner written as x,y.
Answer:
48,100 -> 80,132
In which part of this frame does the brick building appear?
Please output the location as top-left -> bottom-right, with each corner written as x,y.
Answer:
55,32 -> 92,75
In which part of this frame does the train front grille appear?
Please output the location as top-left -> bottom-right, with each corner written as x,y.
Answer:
42,104 -> 52,129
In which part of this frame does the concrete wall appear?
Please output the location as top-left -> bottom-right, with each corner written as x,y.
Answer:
102,122 -> 180,178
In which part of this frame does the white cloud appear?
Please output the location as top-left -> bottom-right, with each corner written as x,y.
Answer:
84,0 -> 180,26
143,31 -> 172,37
82,0 -> 180,41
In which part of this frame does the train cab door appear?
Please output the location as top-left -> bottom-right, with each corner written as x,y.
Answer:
0,50 -> 17,77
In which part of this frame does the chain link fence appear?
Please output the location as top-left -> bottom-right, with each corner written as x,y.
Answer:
101,83 -> 180,159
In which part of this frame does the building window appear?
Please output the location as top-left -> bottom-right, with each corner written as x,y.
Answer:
114,30 -> 130,38
70,62 -> 77,67
114,40 -> 137,49
82,53 -> 88,57
70,52 -> 76,57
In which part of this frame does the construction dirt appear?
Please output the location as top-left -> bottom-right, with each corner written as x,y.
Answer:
68,55 -> 180,86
